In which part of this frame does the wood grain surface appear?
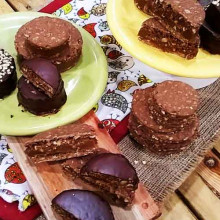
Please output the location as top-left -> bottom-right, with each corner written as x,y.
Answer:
0,1 -> 220,220
179,171 -> 220,220
0,1 -> 13,14
6,111 -> 160,220
6,0 -> 53,11
158,194 -> 196,220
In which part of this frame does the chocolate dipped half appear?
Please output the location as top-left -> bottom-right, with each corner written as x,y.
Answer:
198,0 -> 220,54
200,21 -> 220,55
0,49 -> 17,98
203,0 -> 220,33
20,58 -> 61,98
52,189 -> 115,220
17,76 -> 66,116
62,148 -> 109,180
80,153 -> 139,206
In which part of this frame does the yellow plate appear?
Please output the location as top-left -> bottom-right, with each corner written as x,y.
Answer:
107,0 -> 220,78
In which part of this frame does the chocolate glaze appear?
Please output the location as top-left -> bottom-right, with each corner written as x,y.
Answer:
0,49 -> 17,98
200,22 -> 220,54
52,189 -> 115,220
21,58 -> 61,97
199,0 -> 220,54
81,153 -> 139,184
17,76 -> 66,115
199,0 -> 212,7
205,1 -> 220,33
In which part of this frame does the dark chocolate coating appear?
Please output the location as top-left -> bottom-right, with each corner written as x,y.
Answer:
199,0 -> 220,54
205,2 -> 220,33
200,21 -> 220,54
21,58 -> 60,92
17,76 -> 66,115
52,189 -> 115,220
81,153 -> 139,184
198,0 -> 212,7
0,49 -> 17,98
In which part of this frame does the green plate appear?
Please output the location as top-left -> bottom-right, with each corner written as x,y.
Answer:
0,12 -> 108,136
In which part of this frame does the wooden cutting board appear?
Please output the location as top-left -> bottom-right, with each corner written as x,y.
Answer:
6,111 -> 160,220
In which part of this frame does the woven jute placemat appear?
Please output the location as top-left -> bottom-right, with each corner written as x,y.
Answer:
118,78 -> 220,202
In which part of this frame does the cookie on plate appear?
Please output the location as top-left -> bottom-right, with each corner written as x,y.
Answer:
0,49 -> 17,98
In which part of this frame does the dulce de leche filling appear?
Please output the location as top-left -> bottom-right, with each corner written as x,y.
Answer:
26,137 -> 97,156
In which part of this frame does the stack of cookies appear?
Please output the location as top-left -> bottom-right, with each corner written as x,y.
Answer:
15,16 -> 83,72
135,0 -> 205,59
129,81 -> 199,154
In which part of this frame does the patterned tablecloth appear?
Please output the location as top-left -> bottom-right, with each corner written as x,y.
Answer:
0,0 -> 217,212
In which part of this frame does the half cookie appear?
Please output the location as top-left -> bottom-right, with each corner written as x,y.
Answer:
135,0 -> 205,42
52,189 -> 115,220
20,58 -> 61,98
138,18 -> 199,59
17,76 -> 66,115
25,123 -> 97,163
79,153 -> 139,206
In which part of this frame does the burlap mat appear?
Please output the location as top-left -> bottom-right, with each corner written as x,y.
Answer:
118,78 -> 220,202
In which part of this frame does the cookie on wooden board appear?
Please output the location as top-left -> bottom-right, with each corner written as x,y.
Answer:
79,153 -> 139,206
52,189 -> 115,220
25,123 -> 97,163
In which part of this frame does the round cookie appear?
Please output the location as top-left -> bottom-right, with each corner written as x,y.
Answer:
52,189 -> 115,220
152,81 -> 199,118
131,88 -> 177,134
0,49 -> 17,98
26,17 -> 69,56
15,16 -> 83,72
17,76 -> 66,115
